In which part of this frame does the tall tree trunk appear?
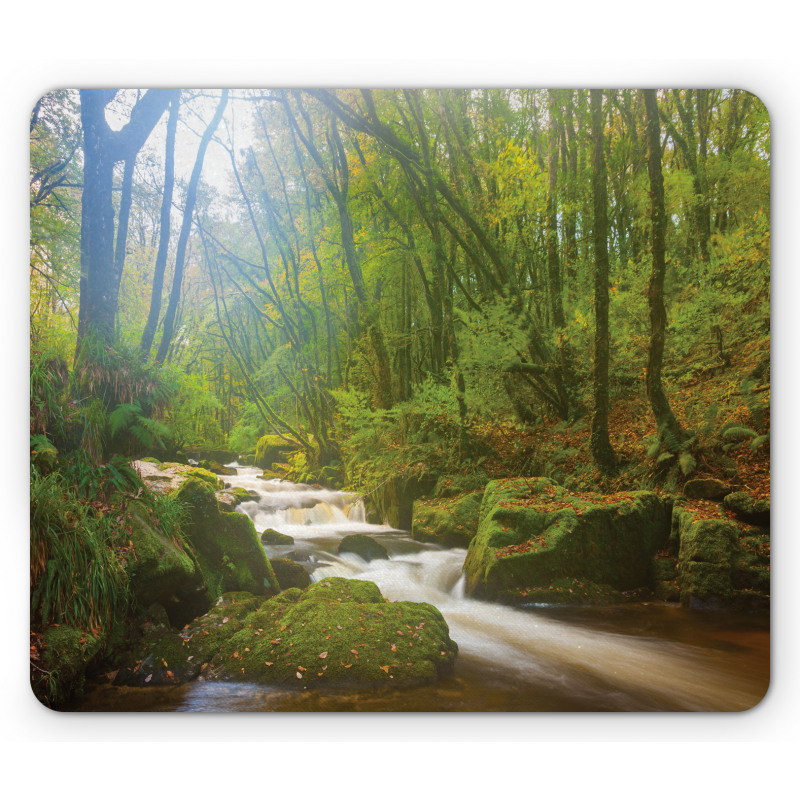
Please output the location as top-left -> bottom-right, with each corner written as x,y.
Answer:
546,90 -> 583,419
155,90 -> 228,363
140,93 -> 179,356
112,154 -> 135,333
642,90 -> 685,449
76,89 -> 174,359
589,90 -> 616,475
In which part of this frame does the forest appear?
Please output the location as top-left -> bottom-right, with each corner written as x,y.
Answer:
30,88 -> 770,711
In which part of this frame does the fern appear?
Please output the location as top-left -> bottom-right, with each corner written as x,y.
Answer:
31,434 -> 58,472
751,433 -> 770,451
657,451 -> 674,464
678,451 -> 696,476
646,438 -> 661,459
109,399 -> 170,453
723,426 -> 758,442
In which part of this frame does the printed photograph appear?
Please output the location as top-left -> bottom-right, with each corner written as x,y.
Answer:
29,88 -> 770,711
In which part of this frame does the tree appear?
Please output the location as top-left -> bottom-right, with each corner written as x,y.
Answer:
642,89 -> 685,450
154,90 -> 229,364
76,89 -> 175,352
589,89 -> 616,475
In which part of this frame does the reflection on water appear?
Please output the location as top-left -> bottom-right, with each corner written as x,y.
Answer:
75,466 -> 769,712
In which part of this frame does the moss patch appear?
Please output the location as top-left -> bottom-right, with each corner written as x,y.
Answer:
412,490 -> 484,548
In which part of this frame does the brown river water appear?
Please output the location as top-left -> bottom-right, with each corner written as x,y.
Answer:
75,466 -> 770,713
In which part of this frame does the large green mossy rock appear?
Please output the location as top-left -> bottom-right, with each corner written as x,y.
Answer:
124,500 -> 211,626
111,578 -> 457,689
412,491 -> 484,549
255,434 -> 299,469
462,478 -> 670,603
261,528 -> 294,545
673,507 -> 770,610
172,477 -> 279,599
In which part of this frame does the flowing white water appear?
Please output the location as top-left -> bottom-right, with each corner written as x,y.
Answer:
219,465 -> 768,712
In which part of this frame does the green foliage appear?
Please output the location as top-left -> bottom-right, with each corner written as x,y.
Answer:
30,434 -> 58,473
159,366 -> 224,449
148,492 -> 190,547
722,425 -> 758,442
30,344 -> 69,439
59,451 -> 143,501
750,433 -> 770,451
333,378 -> 485,495
678,451 -> 697,477
109,399 -> 170,454
30,467 -> 130,631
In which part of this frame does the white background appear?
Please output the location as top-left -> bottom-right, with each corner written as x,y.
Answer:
3,1 -> 796,795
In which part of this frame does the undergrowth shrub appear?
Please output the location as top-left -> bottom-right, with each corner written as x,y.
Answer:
30,467 -> 130,633
332,378 -> 490,495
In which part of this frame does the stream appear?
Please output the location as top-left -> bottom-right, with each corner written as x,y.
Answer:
78,465 -> 770,712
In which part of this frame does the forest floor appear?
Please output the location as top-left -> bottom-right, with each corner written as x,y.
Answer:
474,330 -> 770,504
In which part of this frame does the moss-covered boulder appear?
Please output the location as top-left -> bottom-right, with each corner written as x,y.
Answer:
198,459 -> 237,476
260,528 -> 294,545
338,534 -> 389,561
111,579 -> 457,689
412,491 -> 484,548
463,478 -> 670,603
172,477 -> 279,599
673,505 -> 770,610
255,434 -> 299,469
683,477 -> 731,501
217,486 -> 259,512
723,491 -> 770,526
270,558 -> 311,590
186,466 -> 224,489
124,500 -> 211,626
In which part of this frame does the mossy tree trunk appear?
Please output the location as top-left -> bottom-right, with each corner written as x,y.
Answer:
642,89 -> 685,450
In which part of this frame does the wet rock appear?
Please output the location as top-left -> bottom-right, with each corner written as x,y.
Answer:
198,459 -> 237,476
261,528 -> 294,545
672,506 -> 770,610
338,534 -> 389,562
463,478 -> 670,603
124,499 -> 211,627
173,477 -> 280,598
270,557 -> 311,590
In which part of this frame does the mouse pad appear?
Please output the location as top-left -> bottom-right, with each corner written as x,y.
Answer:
30,88 -> 770,711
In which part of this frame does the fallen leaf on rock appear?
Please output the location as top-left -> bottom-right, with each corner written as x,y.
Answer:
319,652 -> 328,659
264,661 -> 273,666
